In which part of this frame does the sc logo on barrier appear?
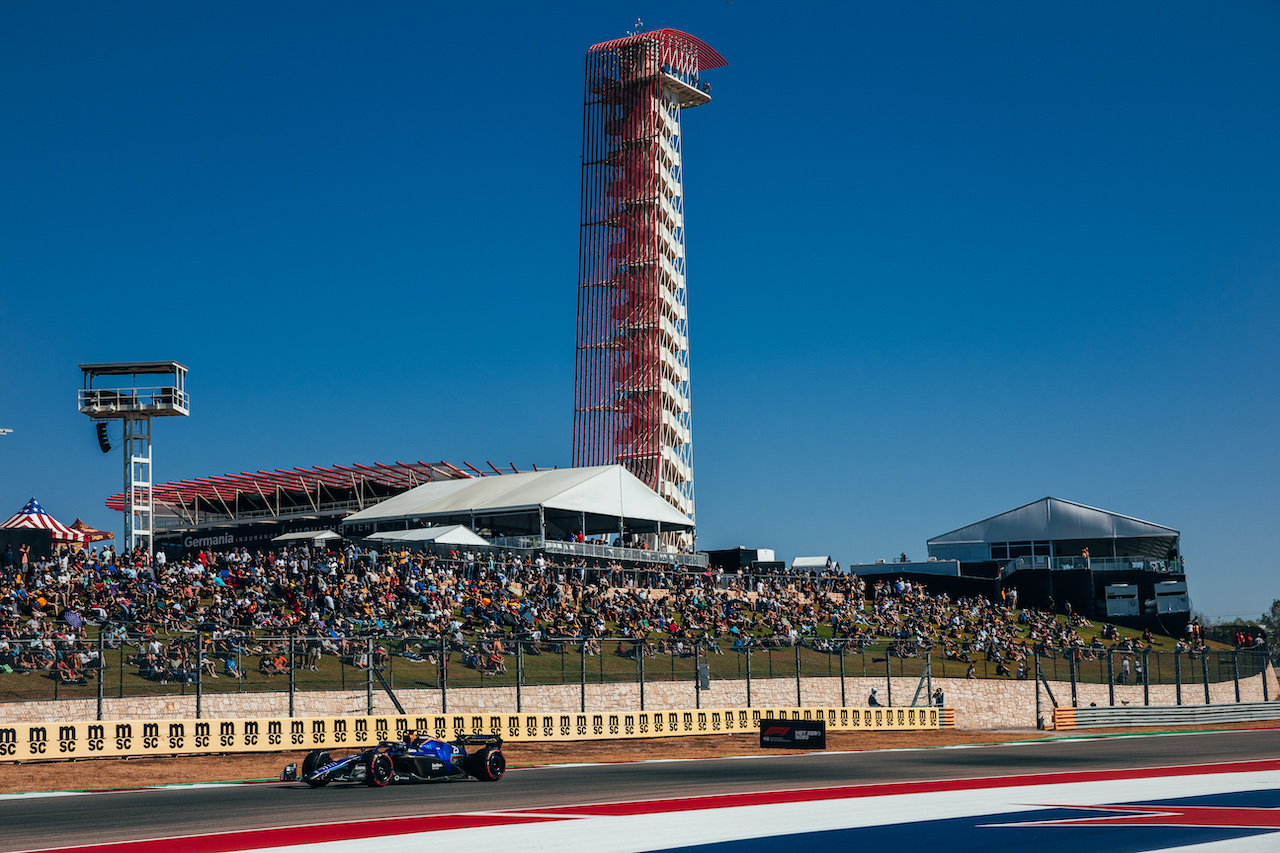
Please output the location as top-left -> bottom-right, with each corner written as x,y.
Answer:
28,727 -> 48,755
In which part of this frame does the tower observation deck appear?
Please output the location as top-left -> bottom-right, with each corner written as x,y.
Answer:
79,361 -> 189,553
572,28 -> 725,534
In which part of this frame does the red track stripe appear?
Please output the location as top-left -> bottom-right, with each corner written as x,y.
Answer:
23,813 -> 559,853
508,759 -> 1280,817
25,759 -> 1280,853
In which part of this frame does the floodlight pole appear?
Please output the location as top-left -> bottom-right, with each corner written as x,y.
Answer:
123,416 -> 154,554
78,361 -> 189,555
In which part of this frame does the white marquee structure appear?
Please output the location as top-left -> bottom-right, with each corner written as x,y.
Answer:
341,465 -> 694,543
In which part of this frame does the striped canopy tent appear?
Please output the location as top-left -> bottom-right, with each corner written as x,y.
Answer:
71,518 -> 114,542
0,498 -> 89,544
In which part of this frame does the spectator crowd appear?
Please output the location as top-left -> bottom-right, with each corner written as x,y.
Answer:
0,539 -> 1203,689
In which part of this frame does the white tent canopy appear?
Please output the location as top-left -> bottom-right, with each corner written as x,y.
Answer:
271,530 -> 342,544
791,556 -> 836,572
365,525 -> 490,547
341,465 -> 693,540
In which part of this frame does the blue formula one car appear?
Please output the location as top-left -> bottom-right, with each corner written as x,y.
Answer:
281,733 -> 505,787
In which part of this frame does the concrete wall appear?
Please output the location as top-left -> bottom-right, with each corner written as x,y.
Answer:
1,665 -> 1274,729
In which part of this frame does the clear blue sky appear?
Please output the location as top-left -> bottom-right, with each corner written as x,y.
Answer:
2,2 -> 1277,622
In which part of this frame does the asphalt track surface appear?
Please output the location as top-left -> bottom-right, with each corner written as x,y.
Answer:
2,729 -> 1277,852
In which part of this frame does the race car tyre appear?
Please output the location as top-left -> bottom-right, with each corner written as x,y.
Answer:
365,752 -> 394,787
301,750 -> 331,788
473,748 -> 505,782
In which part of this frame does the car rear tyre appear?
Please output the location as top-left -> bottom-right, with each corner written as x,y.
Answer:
473,748 -> 505,782
301,750 -> 331,788
365,752 -> 394,787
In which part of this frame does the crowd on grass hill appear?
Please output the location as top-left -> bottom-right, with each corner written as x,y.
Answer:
0,540 -> 1208,687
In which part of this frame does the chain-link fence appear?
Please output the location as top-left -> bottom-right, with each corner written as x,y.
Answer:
1,631 -> 1270,718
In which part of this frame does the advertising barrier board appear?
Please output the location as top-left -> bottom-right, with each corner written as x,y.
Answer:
758,717 -> 827,749
0,705 -> 944,762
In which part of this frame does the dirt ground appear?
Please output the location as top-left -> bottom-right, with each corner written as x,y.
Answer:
0,723 -> 1273,794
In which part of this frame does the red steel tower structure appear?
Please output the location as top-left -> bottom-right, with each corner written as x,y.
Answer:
572,28 -> 725,529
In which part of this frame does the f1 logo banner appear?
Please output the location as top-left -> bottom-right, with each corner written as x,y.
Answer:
759,717 -> 826,749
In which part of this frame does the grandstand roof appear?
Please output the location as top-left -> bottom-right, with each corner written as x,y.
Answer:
928,497 -> 1179,545
105,461 -> 484,518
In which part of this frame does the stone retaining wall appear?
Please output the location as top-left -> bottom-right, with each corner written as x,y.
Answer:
1,665 -> 1274,729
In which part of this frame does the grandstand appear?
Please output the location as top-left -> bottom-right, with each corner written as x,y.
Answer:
106,461 -> 479,553
108,460 -> 707,568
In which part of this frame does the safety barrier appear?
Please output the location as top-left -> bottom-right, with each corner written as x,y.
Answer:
1053,701 -> 1280,730
0,704 -> 948,762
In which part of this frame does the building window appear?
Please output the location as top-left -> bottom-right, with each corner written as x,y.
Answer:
1008,541 -> 1033,558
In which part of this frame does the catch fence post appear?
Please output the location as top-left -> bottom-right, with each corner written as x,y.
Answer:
580,640 -> 586,714
1232,651 -> 1240,703
1142,649 -> 1150,706
1069,650 -> 1078,708
436,630 -> 444,713
441,629 -> 448,714
839,646 -> 846,707
1034,652 -> 1041,729
1202,653 -> 1211,705
1106,651 -> 1114,707
639,643 -> 645,711
516,640 -> 523,713
366,637 -> 374,715
96,629 -> 105,722
795,643 -> 801,707
926,651 -> 933,706
695,645 -> 701,710
1175,652 -> 1183,705
287,635 -> 294,718
195,631 -> 203,720
885,646 -> 892,707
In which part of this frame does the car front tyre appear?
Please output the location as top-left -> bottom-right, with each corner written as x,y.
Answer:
301,750 -> 331,788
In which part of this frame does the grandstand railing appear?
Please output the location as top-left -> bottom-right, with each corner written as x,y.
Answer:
1,631 -> 1268,720
1006,555 -> 1183,574
541,540 -> 707,567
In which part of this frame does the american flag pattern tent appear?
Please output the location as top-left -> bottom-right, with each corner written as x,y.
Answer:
0,498 -> 89,544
